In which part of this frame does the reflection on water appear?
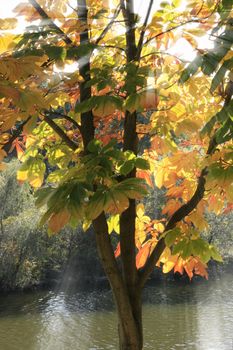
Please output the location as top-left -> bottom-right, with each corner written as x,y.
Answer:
0,273 -> 232,350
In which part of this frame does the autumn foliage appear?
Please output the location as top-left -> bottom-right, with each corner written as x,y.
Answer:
0,1 -> 232,348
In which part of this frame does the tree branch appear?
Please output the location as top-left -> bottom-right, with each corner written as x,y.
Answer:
77,0 -> 95,150
43,114 -> 78,151
28,0 -> 73,45
95,4 -> 121,45
48,111 -> 82,132
136,0 -> 154,61
98,44 -> 126,53
140,50 -> 188,63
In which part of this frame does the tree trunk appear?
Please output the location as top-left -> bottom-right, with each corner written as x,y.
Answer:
93,213 -> 143,350
117,290 -> 143,350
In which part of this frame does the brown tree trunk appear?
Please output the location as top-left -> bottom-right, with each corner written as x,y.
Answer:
118,290 -> 143,350
93,213 -> 143,350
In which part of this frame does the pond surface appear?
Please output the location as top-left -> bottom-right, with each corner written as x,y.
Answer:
0,273 -> 232,350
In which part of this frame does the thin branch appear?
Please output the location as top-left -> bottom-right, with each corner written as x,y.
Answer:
28,0 -> 73,45
136,0 -> 154,61
42,114 -> 78,151
95,5 -> 121,45
48,111 -> 82,131
98,44 -> 126,52
145,2 -> 220,46
140,50 -> 189,63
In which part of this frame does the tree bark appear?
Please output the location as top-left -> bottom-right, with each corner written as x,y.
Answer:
93,213 -> 143,350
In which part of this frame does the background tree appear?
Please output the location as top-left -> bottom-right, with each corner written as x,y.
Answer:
0,1 -> 232,349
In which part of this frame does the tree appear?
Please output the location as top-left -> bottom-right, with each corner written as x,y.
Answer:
0,0 -> 232,349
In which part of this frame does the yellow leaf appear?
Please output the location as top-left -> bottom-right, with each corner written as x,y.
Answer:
0,18 -> 18,30
17,169 -> 28,184
163,254 -> 178,273
107,215 -> 119,234
0,34 -> 15,54
153,222 -> 164,233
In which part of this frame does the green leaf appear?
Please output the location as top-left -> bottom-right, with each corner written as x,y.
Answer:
66,43 -> 96,59
43,46 -> 67,61
191,238 -> 208,256
201,53 -> 219,75
210,245 -> 223,262
86,190 -> 110,220
34,187 -> 54,207
172,239 -> 187,255
74,97 -> 96,113
87,139 -> 102,153
135,158 -> 150,170
119,160 -> 135,176
210,58 -> 233,92
165,228 -> 181,247
215,118 -> 233,144
179,55 -> 203,83
124,93 -> 142,113
181,241 -> 192,259
69,183 -> 86,206
201,102 -> 233,136
116,178 -> 148,199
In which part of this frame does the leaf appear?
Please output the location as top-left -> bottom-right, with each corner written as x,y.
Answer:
191,238 -> 208,257
17,157 -> 46,188
165,228 -> 181,247
86,190 -> 110,220
210,245 -> 223,262
43,45 -> 67,61
135,158 -> 150,170
162,254 -> 178,273
0,34 -> 16,54
34,187 -> 55,207
116,178 -> 148,199
172,239 -> 187,255
93,96 -> 123,117
201,53 -> 219,75
87,139 -> 102,153
48,209 -> 71,233
179,55 -> 203,83
136,240 -> 153,269
107,190 -> 129,214
119,160 -> 135,175
210,58 -> 233,92
114,242 -> 121,258
0,18 -> 18,30
107,215 -> 120,234
215,119 -> 233,144
124,93 -> 142,113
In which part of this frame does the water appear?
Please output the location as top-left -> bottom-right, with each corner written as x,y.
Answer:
0,273 -> 232,350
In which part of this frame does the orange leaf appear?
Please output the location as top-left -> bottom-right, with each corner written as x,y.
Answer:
137,169 -> 153,187
136,240 -> 153,269
48,209 -> 71,233
174,257 -> 184,275
114,242 -> 121,258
